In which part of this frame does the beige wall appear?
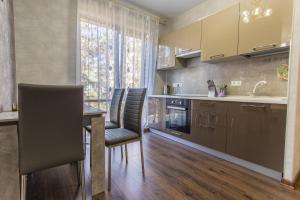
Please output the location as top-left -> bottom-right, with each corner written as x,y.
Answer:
284,0 -> 300,183
0,0 -> 16,111
13,0 -> 78,85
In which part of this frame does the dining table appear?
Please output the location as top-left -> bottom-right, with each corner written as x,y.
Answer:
0,106 -> 106,199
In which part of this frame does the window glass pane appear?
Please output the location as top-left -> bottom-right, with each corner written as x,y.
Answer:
80,19 -> 143,119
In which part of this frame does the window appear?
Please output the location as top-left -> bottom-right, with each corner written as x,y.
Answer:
80,20 -> 116,112
80,19 -> 144,115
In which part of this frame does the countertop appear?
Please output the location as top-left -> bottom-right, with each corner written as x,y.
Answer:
149,94 -> 288,104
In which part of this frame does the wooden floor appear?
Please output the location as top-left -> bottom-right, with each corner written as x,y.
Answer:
27,132 -> 300,200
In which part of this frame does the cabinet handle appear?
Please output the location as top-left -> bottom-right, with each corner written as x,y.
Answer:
198,102 -> 215,106
179,48 -> 192,53
240,104 -> 266,109
253,44 -> 276,51
230,118 -> 234,129
209,113 -> 217,129
167,106 -> 187,111
210,54 -> 225,60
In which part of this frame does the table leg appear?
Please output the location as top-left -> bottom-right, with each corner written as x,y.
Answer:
91,116 -> 105,196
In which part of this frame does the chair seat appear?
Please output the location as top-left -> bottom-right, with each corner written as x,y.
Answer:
85,121 -> 118,132
105,128 -> 139,146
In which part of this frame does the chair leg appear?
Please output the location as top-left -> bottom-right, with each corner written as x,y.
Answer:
84,130 -> 86,154
76,162 -> 81,186
80,160 -> 86,200
20,174 -> 27,200
108,147 -> 112,191
140,139 -> 145,175
90,133 -> 92,168
121,145 -> 123,159
125,144 -> 128,164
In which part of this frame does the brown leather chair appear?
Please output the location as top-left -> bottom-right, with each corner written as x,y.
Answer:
18,84 -> 86,200
105,88 -> 147,190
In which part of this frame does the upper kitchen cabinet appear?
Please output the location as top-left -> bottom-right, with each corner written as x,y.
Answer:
157,31 -> 177,70
157,31 -> 186,70
176,21 -> 202,55
238,0 -> 293,55
201,4 -> 239,62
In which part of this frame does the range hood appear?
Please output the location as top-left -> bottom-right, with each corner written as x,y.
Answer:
240,46 -> 290,58
176,50 -> 201,59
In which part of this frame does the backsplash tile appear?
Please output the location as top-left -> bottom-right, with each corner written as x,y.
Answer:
166,53 -> 289,97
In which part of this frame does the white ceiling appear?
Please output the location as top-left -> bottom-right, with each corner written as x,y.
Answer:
126,0 -> 207,18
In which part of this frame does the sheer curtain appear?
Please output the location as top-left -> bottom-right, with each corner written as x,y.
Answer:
0,0 -> 16,112
77,0 -> 159,119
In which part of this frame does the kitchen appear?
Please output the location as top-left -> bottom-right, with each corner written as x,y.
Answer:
148,0 -> 293,185
2,0 -> 300,199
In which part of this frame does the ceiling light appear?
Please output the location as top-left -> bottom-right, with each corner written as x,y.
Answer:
263,8 -> 272,17
252,7 -> 262,16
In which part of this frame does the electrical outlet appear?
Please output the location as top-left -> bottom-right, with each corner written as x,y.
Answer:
231,81 -> 242,86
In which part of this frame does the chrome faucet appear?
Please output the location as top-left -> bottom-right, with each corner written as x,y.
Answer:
251,80 -> 267,96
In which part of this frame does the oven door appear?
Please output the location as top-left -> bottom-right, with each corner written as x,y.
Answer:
166,106 -> 190,134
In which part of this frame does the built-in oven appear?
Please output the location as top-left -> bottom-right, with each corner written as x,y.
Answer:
166,98 -> 191,134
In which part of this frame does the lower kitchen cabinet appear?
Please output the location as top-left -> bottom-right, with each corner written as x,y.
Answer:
148,97 -> 287,172
191,100 -> 228,152
226,103 -> 287,171
148,97 -> 166,131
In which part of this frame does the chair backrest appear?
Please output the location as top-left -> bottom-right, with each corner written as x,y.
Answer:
109,89 -> 125,127
123,88 -> 147,136
18,84 -> 84,175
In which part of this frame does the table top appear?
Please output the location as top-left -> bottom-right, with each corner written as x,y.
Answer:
0,106 -> 106,126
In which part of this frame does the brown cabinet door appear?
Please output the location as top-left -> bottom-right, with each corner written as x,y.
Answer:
191,100 -> 228,152
227,103 -> 286,171
238,0 -> 293,55
148,98 -> 166,131
201,4 -> 239,62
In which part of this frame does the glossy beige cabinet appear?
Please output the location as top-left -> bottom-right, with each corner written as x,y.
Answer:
157,31 -> 177,69
176,21 -> 202,54
238,0 -> 293,55
148,97 -> 166,130
201,4 -> 239,62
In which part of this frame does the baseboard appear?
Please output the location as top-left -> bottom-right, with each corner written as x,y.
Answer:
150,128 -> 283,181
281,170 -> 300,190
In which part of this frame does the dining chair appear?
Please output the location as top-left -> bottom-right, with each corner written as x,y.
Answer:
85,88 -> 125,131
105,88 -> 147,190
18,84 -> 86,200
85,88 -> 125,161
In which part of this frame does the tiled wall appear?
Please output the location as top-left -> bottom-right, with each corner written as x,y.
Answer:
166,53 -> 289,97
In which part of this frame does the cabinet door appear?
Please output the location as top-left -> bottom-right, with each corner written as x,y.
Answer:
176,21 -> 202,54
148,98 -> 166,130
227,103 -> 286,171
239,0 -> 293,55
201,4 -> 239,62
157,32 -> 177,69
191,100 -> 227,152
